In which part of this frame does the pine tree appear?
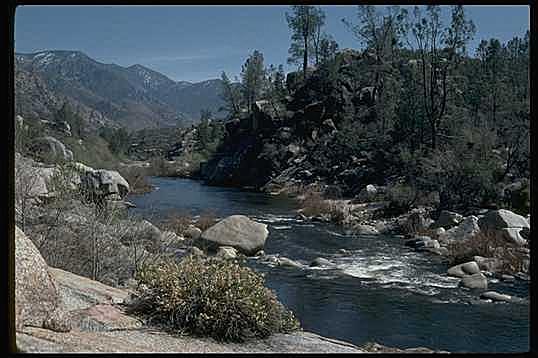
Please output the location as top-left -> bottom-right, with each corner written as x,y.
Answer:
286,5 -> 326,78
240,50 -> 266,114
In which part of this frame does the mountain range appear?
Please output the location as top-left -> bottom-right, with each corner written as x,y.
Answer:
15,50 -> 227,130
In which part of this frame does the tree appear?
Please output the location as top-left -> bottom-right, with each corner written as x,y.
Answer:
286,5 -> 325,78
310,6 -> 327,66
264,64 -> 288,118
197,109 -> 213,150
241,50 -> 266,113
405,5 -> 475,149
343,5 -> 408,136
318,35 -> 339,65
100,126 -> 130,155
54,102 -> 85,138
219,71 -> 242,117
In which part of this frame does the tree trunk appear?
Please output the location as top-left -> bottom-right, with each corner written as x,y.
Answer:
303,35 -> 308,79
431,120 -> 436,150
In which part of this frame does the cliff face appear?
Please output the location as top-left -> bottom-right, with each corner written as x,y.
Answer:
201,50 -> 391,195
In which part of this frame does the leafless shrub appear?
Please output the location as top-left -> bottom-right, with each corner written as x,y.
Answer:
160,210 -> 194,236
446,231 -> 527,274
298,186 -> 346,223
118,165 -> 154,194
15,156 -> 43,232
195,210 -> 217,231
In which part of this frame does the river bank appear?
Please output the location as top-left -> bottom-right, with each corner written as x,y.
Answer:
127,176 -> 530,353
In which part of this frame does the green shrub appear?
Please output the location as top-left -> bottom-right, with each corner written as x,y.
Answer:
385,183 -> 417,214
129,257 -> 300,342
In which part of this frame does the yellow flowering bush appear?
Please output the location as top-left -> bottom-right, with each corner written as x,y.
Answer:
129,256 -> 300,342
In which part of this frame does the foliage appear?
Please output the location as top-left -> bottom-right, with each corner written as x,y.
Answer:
196,110 -> 224,153
286,5 -> 326,76
219,71 -> 243,117
54,102 -> 85,138
99,126 -> 131,155
130,257 -> 300,342
241,50 -> 266,113
385,183 -> 417,214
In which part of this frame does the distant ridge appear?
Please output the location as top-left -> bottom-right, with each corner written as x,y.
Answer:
15,50 -> 227,130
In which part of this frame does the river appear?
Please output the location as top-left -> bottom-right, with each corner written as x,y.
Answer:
127,177 -> 529,353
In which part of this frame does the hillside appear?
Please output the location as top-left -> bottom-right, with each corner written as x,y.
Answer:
15,50 -> 227,130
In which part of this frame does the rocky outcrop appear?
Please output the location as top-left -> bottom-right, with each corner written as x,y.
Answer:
17,328 -> 365,353
199,50 -> 393,196
478,209 -> 529,246
16,248 -> 364,353
431,210 -> 463,230
81,169 -> 130,200
438,216 -> 481,245
360,342 -> 448,353
15,226 -> 67,331
30,136 -> 74,163
49,268 -> 130,312
479,209 -> 530,231
15,155 -> 59,200
198,215 -> 268,255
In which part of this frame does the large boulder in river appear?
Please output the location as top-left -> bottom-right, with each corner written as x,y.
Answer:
15,226 -> 66,331
31,136 -> 73,163
460,273 -> 488,290
480,291 -> 512,303
447,261 -> 480,278
198,215 -> 268,255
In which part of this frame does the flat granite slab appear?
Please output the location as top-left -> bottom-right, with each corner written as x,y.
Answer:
17,327 -> 365,353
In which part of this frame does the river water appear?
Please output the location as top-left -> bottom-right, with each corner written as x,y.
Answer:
128,177 -> 529,353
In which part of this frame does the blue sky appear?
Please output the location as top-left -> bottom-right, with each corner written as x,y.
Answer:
15,5 -> 529,83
